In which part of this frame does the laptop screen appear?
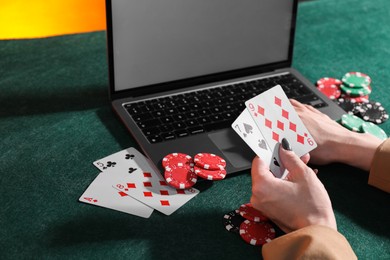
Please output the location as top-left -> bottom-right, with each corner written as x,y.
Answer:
109,0 -> 295,92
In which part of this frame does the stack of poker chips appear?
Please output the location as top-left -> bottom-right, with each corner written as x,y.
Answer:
223,203 -> 276,246
316,72 -> 388,140
162,152 -> 227,189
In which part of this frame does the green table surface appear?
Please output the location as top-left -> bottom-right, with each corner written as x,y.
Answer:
1,0 -> 390,259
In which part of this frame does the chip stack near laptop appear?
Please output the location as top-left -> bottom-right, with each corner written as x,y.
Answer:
315,72 -> 388,140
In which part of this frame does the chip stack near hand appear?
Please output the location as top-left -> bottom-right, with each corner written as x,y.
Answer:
162,152 -> 227,189
223,203 -> 276,246
316,72 -> 388,140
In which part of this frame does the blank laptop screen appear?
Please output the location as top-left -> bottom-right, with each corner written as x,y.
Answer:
111,0 -> 294,91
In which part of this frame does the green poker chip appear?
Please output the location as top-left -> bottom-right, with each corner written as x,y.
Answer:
340,114 -> 365,132
342,72 -> 371,88
361,122 -> 388,140
339,83 -> 371,97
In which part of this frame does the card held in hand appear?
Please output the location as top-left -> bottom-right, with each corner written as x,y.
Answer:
245,85 -> 317,157
231,109 -> 273,166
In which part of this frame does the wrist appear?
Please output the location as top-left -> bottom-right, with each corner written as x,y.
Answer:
337,132 -> 382,171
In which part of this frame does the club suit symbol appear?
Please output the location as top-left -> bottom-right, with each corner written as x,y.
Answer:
128,167 -> 137,174
125,154 -> 135,160
103,161 -> 116,169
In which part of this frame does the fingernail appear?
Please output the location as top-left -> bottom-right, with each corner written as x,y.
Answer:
281,138 -> 292,151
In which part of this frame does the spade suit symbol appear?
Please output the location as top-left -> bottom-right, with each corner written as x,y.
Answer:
258,139 -> 267,150
244,123 -> 253,134
273,157 -> 280,167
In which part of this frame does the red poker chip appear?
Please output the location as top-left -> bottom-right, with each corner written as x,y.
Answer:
316,77 -> 342,87
164,164 -> 197,189
194,165 -> 227,180
238,203 -> 269,222
239,220 -> 275,246
162,153 -> 193,169
340,93 -> 369,103
317,84 -> 341,100
194,153 -> 226,170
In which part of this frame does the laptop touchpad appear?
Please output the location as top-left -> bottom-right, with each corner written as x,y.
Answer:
208,129 -> 254,169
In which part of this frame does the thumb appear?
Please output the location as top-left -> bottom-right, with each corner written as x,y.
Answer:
279,138 -> 308,181
251,156 -> 279,189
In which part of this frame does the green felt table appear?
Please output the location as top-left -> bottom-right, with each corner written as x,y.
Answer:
1,0 -> 390,259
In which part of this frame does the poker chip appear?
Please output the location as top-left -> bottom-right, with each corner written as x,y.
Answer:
339,83 -> 372,97
162,153 -> 193,169
359,101 -> 389,124
317,84 -> 341,100
164,164 -> 197,189
194,165 -> 227,180
342,72 -> 371,88
194,153 -> 226,170
316,77 -> 342,87
223,209 -> 246,234
335,98 -> 364,115
238,203 -> 269,222
340,93 -> 369,103
340,114 -> 365,132
361,122 -> 388,140
239,220 -> 275,246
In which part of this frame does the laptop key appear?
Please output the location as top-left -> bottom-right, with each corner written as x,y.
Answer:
138,118 -> 161,129
132,112 -> 153,122
185,111 -> 199,119
147,135 -> 163,144
203,120 -> 231,132
188,126 -> 204,135
161,116 -> 174,124
161,132 -> 176,141
142,127 -> 160,136
185,119 -> 199,127
159,124 -> 174,133
171,122 -> 186,130
175,129 -> 189,138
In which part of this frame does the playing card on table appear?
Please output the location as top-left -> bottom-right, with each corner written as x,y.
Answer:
113,169 -> 199,216
93,147 -> 149,173
79,171 -> 154,218
245,85 -> 317,157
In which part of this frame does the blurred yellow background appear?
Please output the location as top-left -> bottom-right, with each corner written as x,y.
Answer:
0,0 -> 106,39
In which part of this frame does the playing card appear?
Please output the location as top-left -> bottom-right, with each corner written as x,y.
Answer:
79,171 -> 154,218
231,109 -> 286,178
93,147 -> 149,173
245,85 -> 317,157
113,170 -> 199,216
231,109 -> 273,164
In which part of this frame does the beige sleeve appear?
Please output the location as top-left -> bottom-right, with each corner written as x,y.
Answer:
262,225 -> 357,260
368,138 -> 390,193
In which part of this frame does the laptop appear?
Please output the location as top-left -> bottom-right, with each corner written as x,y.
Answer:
105,0 -> 345,175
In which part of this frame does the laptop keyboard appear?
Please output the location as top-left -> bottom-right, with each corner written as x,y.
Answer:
124,73 -> 326,143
